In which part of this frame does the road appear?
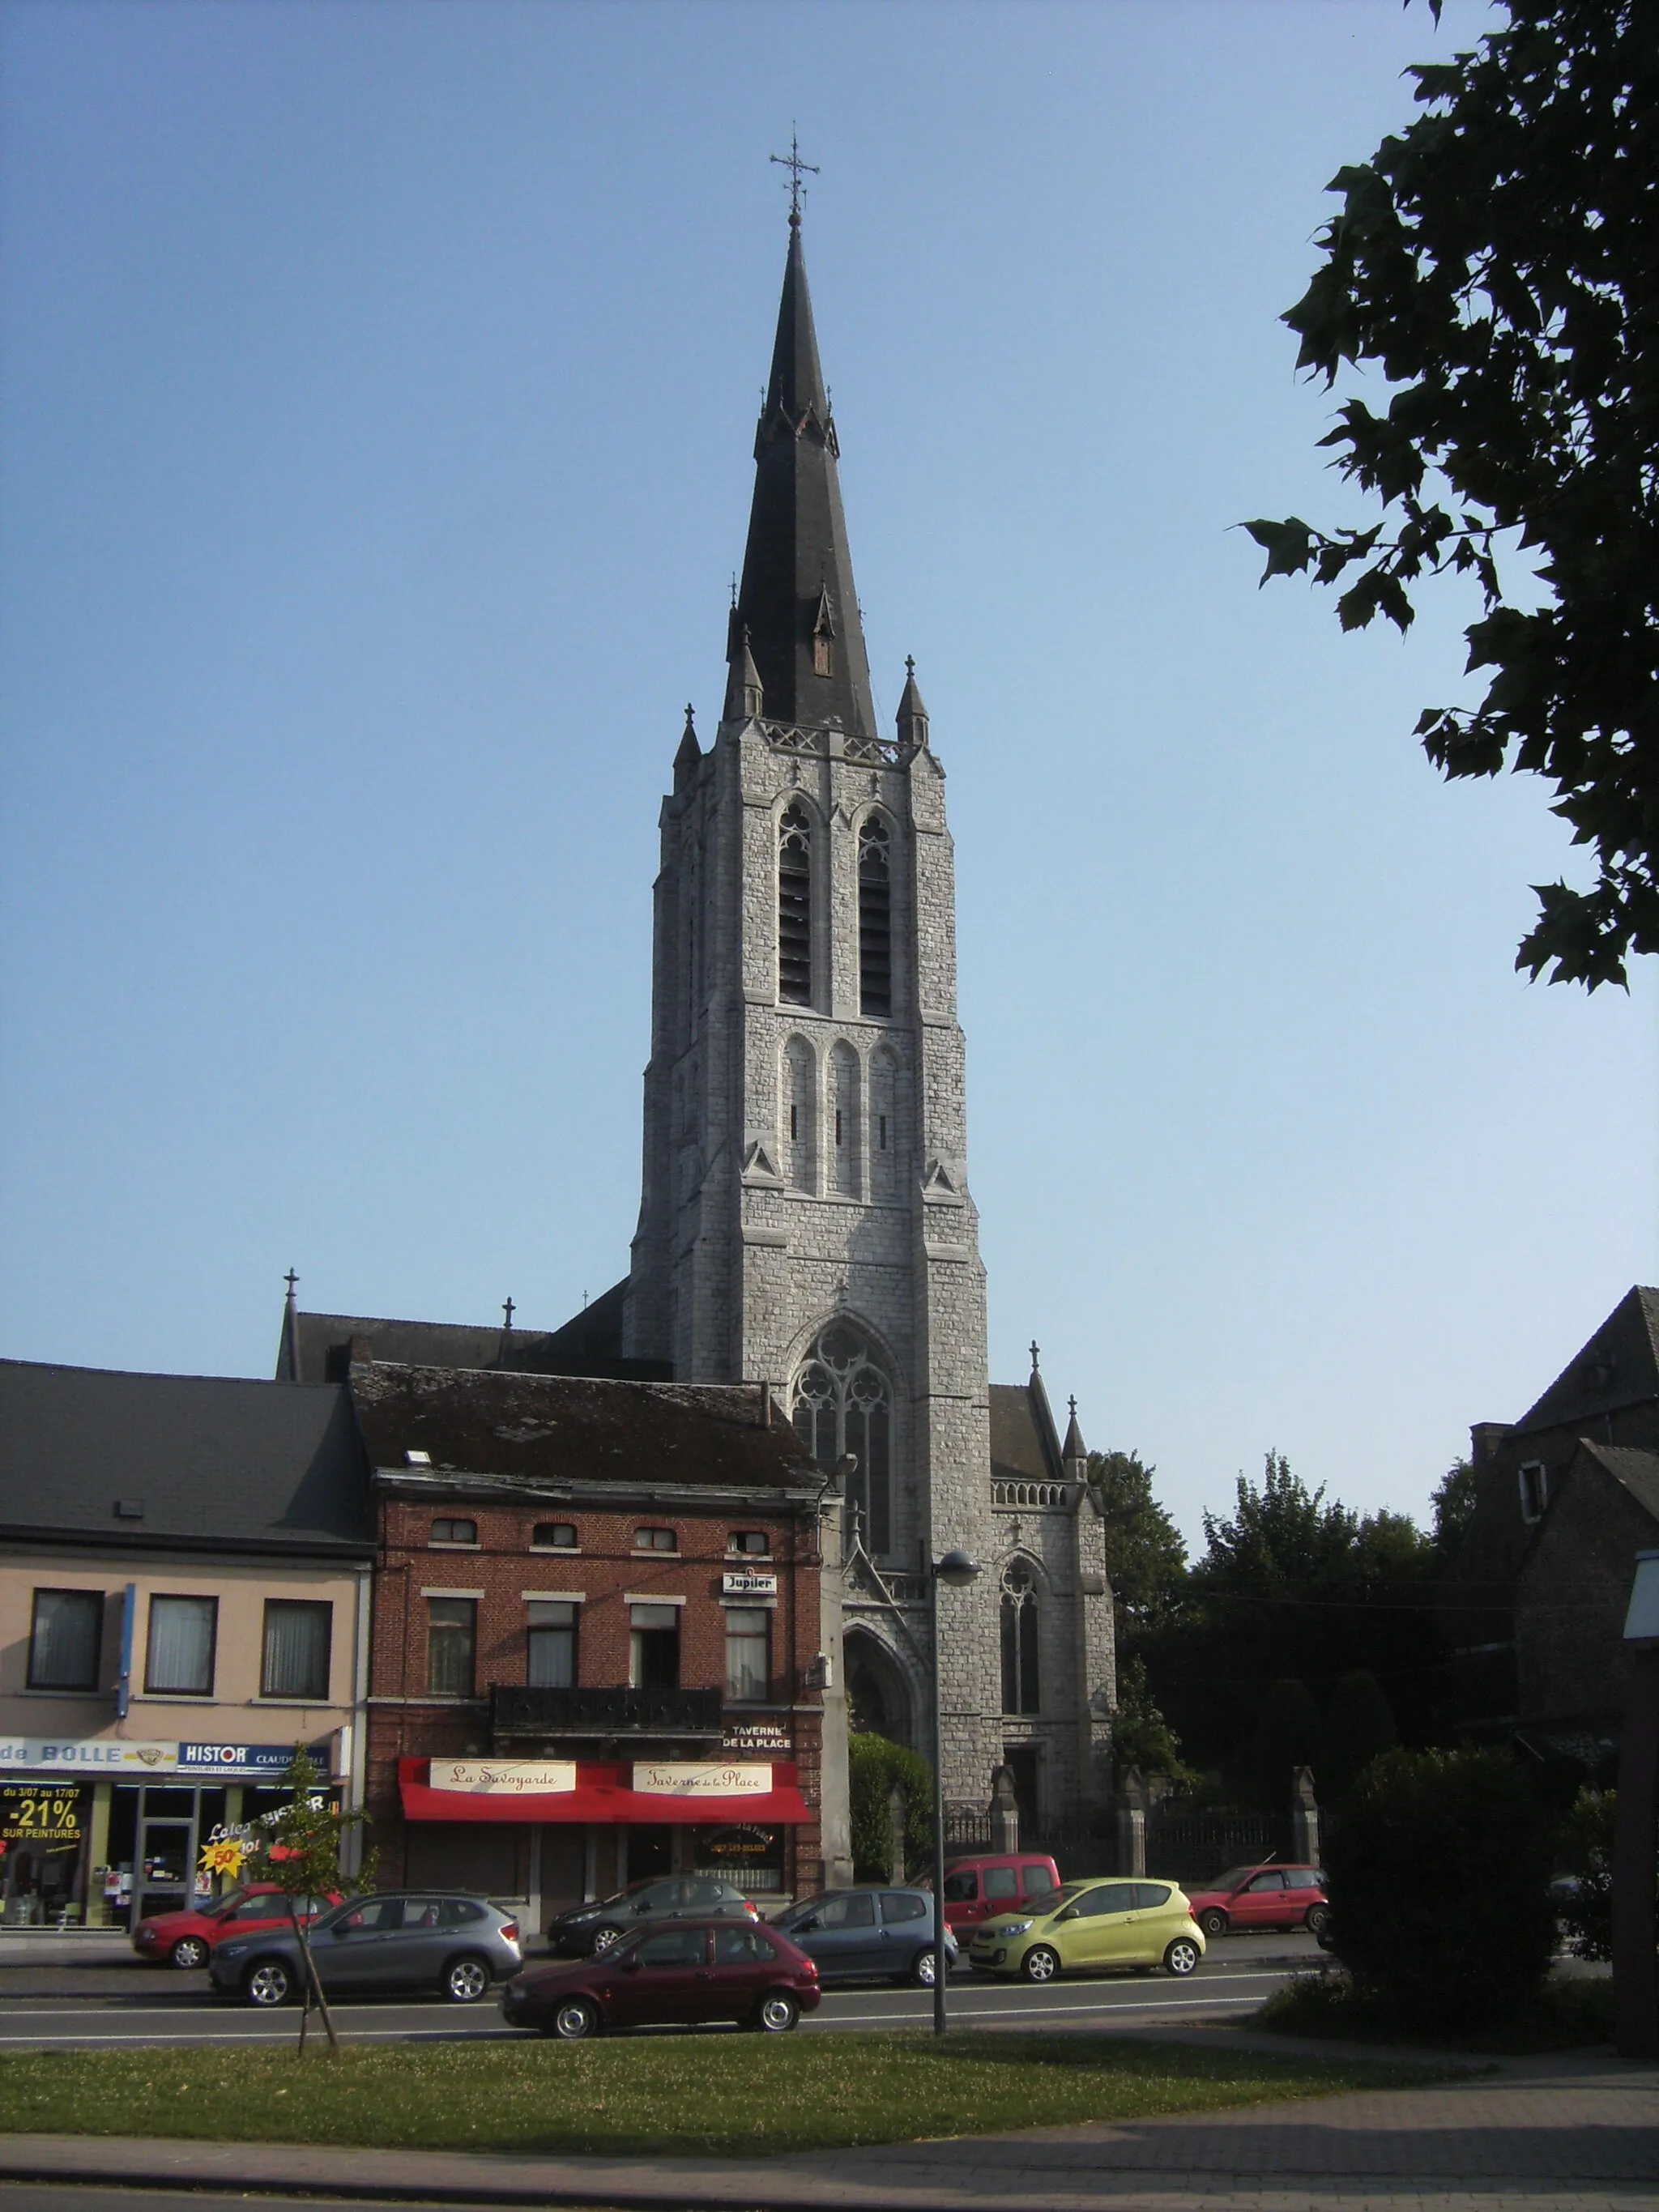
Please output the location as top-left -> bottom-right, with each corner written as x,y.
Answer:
0,1931 -> 1319,2049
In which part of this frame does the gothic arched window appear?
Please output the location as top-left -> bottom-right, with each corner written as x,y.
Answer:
792,1323 -> 893,1557
858,816 -> 891,1017
778,803 -> 812,1006
1000,1561 -> 1041,1716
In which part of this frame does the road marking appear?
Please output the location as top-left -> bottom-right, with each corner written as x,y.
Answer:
814,1994 -> 1262,2025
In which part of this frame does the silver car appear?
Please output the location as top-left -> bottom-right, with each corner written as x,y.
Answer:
210,1890 -> 522,2006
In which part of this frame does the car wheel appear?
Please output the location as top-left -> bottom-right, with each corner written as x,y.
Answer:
1197,1907 -> 1229,1938
442,1954 -> 491,2004
908,1947 -> 938,1988
590,1924 -> 621,1954
753,1989 -> 799,2033
168,1936 -> 209,1971
1163,1937 -> 1201,1977
244,1958 -> 293,2008
1021,1945 -> 1060,1984
1304,1904 -> 1331,1937
545,1997 -> 599,2040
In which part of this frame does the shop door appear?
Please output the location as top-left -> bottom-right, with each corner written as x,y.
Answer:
136,1818 -> 195,1924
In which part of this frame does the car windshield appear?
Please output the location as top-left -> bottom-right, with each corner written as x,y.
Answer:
592,1877 -> 666,1908
1209,1867 -> 1263,1893
200,1890 -> 250,1920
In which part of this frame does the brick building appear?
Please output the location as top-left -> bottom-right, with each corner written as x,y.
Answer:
351,1360 -> 838,1927
1442,1285 -> 1659,1750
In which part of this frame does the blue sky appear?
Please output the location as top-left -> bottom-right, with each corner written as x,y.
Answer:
2,0 -> 1653,1549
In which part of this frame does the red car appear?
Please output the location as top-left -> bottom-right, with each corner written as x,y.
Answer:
1183,1864 -> 1328,1939
939,1853 -> 1063,1933
130,1884 -> 339,1970
501,1916 -> 821,2039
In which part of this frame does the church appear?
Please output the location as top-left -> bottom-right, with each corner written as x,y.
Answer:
282,192 -> 1118,1835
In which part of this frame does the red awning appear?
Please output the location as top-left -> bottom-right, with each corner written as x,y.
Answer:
397,1758 -> 812,1826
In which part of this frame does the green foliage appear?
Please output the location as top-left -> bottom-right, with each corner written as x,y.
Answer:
1260,1967 -> 1614,2055
1554,1786 -> 1616,1961
1324,1745 -> 1555,2029
1431,1458 -> 1479,1556
848,1733 -> 933,1883
1110,1656 -> 1196,1788
1255,1678 -> 1321,1808
1321,1670 -> 1398,1804
1245,1 -> 1659,989
1087,1450 -> 1188,1629
241,1748 -> 374,1903
1143,1450 -> 1440,1771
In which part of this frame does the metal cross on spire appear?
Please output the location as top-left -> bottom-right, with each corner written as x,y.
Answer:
770,129 -> 819,225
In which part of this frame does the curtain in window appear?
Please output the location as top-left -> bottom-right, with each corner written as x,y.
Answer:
262,1600 -> 331,1699
527,1601 -> 577,1689
29,1589 -> 102,1690
427,1599 -> 476,1697
147,1596 -> 216,1694
724,1608 -> 770,1703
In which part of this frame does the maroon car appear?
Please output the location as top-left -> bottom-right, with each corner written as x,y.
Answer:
1183,1864 -> 1329,1939
501,1916 -> 820,2039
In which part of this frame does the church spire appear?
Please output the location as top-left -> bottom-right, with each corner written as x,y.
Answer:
735,211 -> 877,740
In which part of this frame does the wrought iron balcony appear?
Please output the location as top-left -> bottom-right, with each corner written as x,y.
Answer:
490,1685 -> 724,1742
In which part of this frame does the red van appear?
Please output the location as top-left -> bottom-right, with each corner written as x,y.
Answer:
940,1852 -> 1063,1933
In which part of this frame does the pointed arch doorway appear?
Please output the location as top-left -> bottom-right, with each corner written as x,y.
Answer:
844,1627 -> 913,1750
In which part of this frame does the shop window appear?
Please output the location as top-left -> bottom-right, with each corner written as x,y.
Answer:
1000,1562 -> 1040,1716
634,1526 -> 677,1553
430,1518 -> 478,1546
426,1599 -> 477,1698
28,1588 -> 103,1691
532,1521 -> 578,1550
527,1600 -> 578,1689
630,1603 -> 680,1690
728,1531 -> 770,1555
260,1600 -> 331,1701
144,1595 -> 217,1697
724,1608 -> 770,1703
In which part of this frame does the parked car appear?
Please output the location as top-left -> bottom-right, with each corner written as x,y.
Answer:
209,1890 -> 522,2005
541,1873 -> 759,1958
502,1918 -> 820,2039
939,1852 -> 1063,1933
770,1886 -> 957,1986
130,1884 -> 339,1971
1183,1865 -> 1328,1939
968,1877 -> 1205,1982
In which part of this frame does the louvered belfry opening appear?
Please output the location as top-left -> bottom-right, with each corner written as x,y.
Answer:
778,803 -> 812,1005
858,816 -> 891,1017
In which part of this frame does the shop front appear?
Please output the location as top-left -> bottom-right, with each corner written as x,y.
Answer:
394,1757 -> 812,1931
0,1737 -> 343,1929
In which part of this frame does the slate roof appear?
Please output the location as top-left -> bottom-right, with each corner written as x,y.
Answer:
278,1279 -> 670,1386
732,214 -> 878,739
350,1361 -> 821,1495
1575,1440 -> 1659,1527
0,1361 -> 372,1555
988,1380 -> 1066,1487
1514,1286 -> 1659,1434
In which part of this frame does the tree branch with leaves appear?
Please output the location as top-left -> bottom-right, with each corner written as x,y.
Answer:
1247,0 -> 1658,988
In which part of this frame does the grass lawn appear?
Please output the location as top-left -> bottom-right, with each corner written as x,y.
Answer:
1259,1970 -> 1615,2055
0,2033 -> 1456,2159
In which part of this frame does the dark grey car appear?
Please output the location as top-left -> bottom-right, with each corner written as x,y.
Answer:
771,1886 -> 957,1986
542,1874 -> 760,1958
209,1891 -> 522,2005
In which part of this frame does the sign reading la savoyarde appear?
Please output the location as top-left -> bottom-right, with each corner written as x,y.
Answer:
429,1760 -> 578,1795
632,1762 -> 772,1797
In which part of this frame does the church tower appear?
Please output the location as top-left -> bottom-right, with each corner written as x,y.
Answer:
624,201 -> 1112,1817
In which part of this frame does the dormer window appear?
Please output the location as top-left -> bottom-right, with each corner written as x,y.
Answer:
812,586 -> 836,678
1519,1461 -> 1549,1524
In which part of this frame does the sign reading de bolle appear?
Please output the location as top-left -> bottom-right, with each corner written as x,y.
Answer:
0,1740 -> 335,1779
633,1762 -> 771,1797
429,1760 -> 578,1796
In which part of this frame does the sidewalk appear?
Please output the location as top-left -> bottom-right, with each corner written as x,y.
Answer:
0,2042 -> 1651,2209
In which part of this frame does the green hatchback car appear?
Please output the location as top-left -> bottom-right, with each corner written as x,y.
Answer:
968,1877 -> 1205,1983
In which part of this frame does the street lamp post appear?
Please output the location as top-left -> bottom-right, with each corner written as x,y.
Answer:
931,1547 -> 983,2035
